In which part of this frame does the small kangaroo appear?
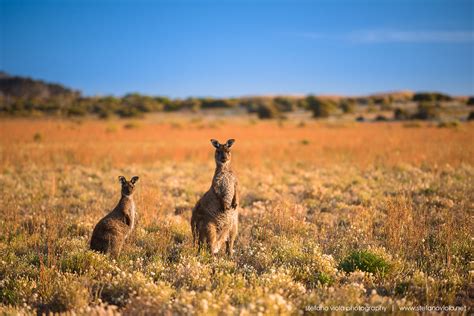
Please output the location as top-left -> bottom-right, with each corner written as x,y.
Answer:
191,139 -> 239,256
90,176 -> 139,257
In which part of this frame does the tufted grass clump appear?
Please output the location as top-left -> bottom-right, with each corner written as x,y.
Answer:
339,250 -> 391,276
98,270 -> 167,307
271,237 -> 337,287
60,250 -> 112,275
36,271 -> 89,314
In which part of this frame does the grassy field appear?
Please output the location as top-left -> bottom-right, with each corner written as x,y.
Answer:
0,116 -> 473,314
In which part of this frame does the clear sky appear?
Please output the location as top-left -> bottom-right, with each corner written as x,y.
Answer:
1,0 -> 473,97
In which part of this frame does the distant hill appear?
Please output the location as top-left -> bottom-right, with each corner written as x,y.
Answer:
0,72 -> 469,119
369,90 -> 414,101
250,91 -> 416,102
0,72 -> 80,100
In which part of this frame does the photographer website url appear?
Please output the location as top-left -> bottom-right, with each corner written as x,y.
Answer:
305,305 -> 468,313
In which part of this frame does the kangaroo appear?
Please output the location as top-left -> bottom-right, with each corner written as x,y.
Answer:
191,139 -> 239,256
90,176 -> 139,257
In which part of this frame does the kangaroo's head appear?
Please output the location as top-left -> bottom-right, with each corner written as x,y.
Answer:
211,139 -> 235,166
118,176 -> 139,197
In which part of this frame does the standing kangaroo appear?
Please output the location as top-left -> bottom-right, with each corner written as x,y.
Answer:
191,139 -> 239,256
90,176 -> 139,257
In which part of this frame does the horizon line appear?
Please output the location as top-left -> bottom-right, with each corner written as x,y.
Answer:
1,71 -> 472,99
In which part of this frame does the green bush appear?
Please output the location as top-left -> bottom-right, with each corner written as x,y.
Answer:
116,106 -> 144,118
66,106 -> 87,117
413,92 -> 452,102
163,100 -> 182,112
412,102 -> 440,120
393,107 -> 409,120
339,250 -> 390,276
372,96 -> 392,110
306,96 -> 337,118
367,103 -> 377,113
122,93 -> 164,113
200,98 -> 235,109
296,98 -> 308,109
340,99 -> 356,114
181,98 -> 202,111
98,110 -> 113,119
256,102 -> 281,119
274,97 -> 296,112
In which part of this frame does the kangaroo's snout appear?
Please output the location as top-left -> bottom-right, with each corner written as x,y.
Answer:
217,150 -> 229,163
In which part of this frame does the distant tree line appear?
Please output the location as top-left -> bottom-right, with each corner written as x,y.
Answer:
0,72 -> 471,120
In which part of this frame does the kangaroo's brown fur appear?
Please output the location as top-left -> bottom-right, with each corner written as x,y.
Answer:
191,139 -> 239,256
90,176 -> 139,257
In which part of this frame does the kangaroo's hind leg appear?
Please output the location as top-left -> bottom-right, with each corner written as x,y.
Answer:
206,223 -> 220,255
191,217 -> 202,254
109,234 -> 125,259
225,239 -> 234,257
197,228 -> 206,254
226,219 -> 238,257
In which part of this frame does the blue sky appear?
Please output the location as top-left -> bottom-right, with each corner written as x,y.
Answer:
1,0 -> 473,97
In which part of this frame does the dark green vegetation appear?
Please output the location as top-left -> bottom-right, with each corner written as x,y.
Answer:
339,250 -> 391,276
1,72 -> 471,122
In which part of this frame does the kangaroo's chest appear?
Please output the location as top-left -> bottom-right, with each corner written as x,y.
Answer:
213,173 -> 235,201
129,201 -> 136,231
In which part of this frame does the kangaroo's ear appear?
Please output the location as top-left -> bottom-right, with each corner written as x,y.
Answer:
226,139 -> 235,148
118,176 -> 127,185
130,176 -> 139,184
210,139 -> 220,149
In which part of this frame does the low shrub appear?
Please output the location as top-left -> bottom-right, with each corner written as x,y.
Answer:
60,250 -> 111,275
339,100 -> 356,114
36,272 -> 89,314
412,102 -> 440,120
438,120 -> 460,128
467,97 -> 474,106
339,250 -> 390,276
256,102 -> 281,119
271,237 -> 337,287
306,96 -> 338,118
374,115 -> 388,121
393,107 -> 410,120
98,271 -> 163,307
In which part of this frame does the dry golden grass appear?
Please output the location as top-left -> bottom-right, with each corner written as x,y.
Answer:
1,117 -> 473,169
0,116 -> 473,314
